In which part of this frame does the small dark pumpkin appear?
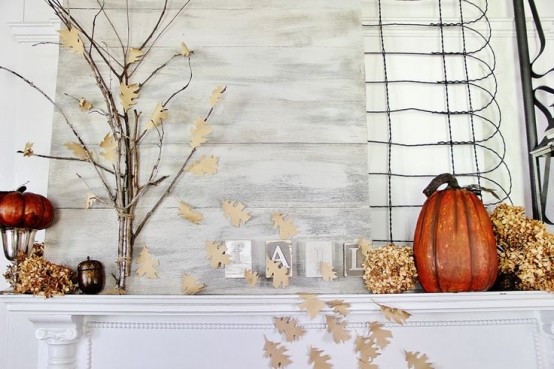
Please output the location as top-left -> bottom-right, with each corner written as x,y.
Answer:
77,257 -> 105,294
413,173 -> 498,292
0,186 -> 54,229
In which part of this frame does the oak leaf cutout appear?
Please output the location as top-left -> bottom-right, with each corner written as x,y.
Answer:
244,269 -> 259,287
354,335 -> 380,363
180,42 -> 192,57
358,358 -> 379,369
182,273 -> 204,295
127,47 -> 144,64
120,82 -> 140,112
205,241 -> 230,269
404,351 -> 435,369
368,321 -> 392,350
378,303 -> 411,325
320,262 -> 337,282
358,238 -> 372,256
273,317 -> 305,342
65,142 -> 90,160
266,257 -> 281,277
147,103 -> 168,130
85,192 -> 97,209
266,259 -> 289,288
58,27 -> 84,55
326,315 -> 351,344
136,246 -> 159,279
222,199 -> 251,227
210,85 -> 226,107
326,299 -> 350,317
308,346 -> 332,369
79,98 -> 92,111
178,201 -> 203,224
263,336 -> 292,369
22,142 -> 34,157
187,155 -> 219,176
298,293 -> 326,320
272,212 -> 299,239
189,116 -> 212,149
99,133 -> 117,163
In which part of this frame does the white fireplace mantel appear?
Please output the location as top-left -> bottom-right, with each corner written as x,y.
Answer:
1,292 -> 554,369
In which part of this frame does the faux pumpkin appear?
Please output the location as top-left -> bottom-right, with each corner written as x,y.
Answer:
413,173 -> 498,292
0,186 -> 54,229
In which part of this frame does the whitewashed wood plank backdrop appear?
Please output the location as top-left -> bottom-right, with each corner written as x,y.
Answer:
45,0 -> 371,294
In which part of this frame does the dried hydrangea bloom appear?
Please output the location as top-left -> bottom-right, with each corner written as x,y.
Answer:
362,243 -> 417,294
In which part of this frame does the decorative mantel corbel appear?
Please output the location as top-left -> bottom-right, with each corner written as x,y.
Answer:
28,315 -> 83,369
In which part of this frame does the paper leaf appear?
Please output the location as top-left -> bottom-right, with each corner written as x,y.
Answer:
266,259 -> 289,288
22,142 -> 34,157
244,269 -> 259,287
180,42 -> 192,57
64,142 -> 89,160
145,103 -> 168,130
222,199 -> 251,227
358,238 -> 372,256
266,258 -> 281,277
127,47 -> 144,64
271,212 -> 299,239
355,335 -> 380,363
379,303 -> 411,325
320,262 -> 337,282
263,336 -> 292,369
326,315 -> 351,344
210,85 -> 226,107
187,155 -> 219,176
178,201 -> 203,224
85,193 -> 97,209
368,321 -> 392,350
404,351 -> 435,369
308,347 -> 332,369
326,299 -> 350,317
298,293 -> 326,320
79,98 -> 92,111
99,133 -> 117,163
189,117 -> 212,149
58,27 -> 84,55
273,317 -> 305,342
205,241 -> 230,269
182,273 -> 204,295
120,82 -> 140,112
136,246 -> 159,279
358,358 -> 379,369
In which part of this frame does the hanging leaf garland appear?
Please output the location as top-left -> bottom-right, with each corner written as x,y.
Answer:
266,259 -> 289,288
325,315 -> 351,344
308,347 -> 333,369
222,199 -> 251,227
182,273 -> 204,295
263,336 -> 292,369
272,212 -> 299,239
273,317 -> 306,342
378,303 -> 411,325
404,351 -> 435,369
320,262 -> 337,282
368,322 -> 393,350
244,269 -> 259,287
298,293 -> 326,320
205,241 -> 230,269
326,299 -> 350,317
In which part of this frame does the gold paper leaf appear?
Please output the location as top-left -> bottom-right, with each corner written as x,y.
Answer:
222,199 -> 251,227
298,293 -> 326,320
178,201 -> 203,224
85,193 -> 97,209
263,336 -> 292,369
127,47 -> 144,64
355,335 -> 380,363
244,269 -> 259,287
326,315 -> 351,344
358,238 -> 372,256
79,98 -> 92,111
379,303 -> 411,325
210,85 -> 226,107
189,117 -> 212,149
320,261 -> 337,282
22,142 -> 34,157
326,299 -> 350,317
120,82 -> 140,112
58,27 -> 84,55
64,142 -> 89,160
404,351 -> 435,369
273,317 -> 305,342
99,133 -> 117,163
272,212 -> 299,239
146,103 -> 168,130
187,155 -> 219,176
368,321 -> 392,350
266,257 -> 281,277
308,346 -> 332,369
180,42 -> 192,57
266,259 -> 289,288
358,358 -> 379,369
136,246 -> 159,279
182,273 -> 204,295
205,241 -> 230,269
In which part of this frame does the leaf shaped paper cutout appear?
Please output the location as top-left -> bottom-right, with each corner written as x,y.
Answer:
136,246 -> 159,279
85,193 -> 97,209
404,351 -> 435,369
358,238 -> 372,256
189,117 -> 212,149
180,42 -> 192,57
146,103 -> 168,130
308,347 -> 332,369
298,293 -> 326,320
358,358 -> 379,369
379,303 -> 411,325
120,82 -> 140,112
22,142 -> 34,157
187,155 -> 219,176
178,201 -> 203,224
368,321 -> 392,350
272,212 -> 299,239
210,85 -> 226,107
127,47 -> 144,64
355,335 -> 380,363
326,299 -> 350,317
266,258 -> 281,277
59,27 -> 84,55
263,336 -> 292,369
79,98 -> 92,111
65,142 -> 89,160
326,315 -> 351,344
244,269 -> 259,287
182,273 -> 204,295
266,259 -> 289,288
222,199 -> 251,227
273,317 -> 305,342
99,133 -> 117,163
320,261 -> 337,282
205,241 -> 230,269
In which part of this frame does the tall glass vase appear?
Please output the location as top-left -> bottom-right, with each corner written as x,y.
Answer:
1,228 -> 37,292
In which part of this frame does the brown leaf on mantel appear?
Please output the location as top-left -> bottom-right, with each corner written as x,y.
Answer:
325,315 -> 351,344
326,299 -> 350,317
378,303 -> 411,325
205,241 -> 230,269
298,293 -> 326,320
273,316 -> 305,342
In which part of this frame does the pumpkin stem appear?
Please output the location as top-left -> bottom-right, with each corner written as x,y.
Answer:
16,186 -> 26,193
423,173 -> 460,198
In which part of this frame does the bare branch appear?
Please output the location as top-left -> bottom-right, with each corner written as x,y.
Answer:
17,150 -> 115,175
164,55 -> 193,106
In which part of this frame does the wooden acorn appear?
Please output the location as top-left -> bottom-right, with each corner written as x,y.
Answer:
77,257 -> 105,294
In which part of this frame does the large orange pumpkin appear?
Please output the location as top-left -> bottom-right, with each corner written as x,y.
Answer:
0,186 -> 54,229
413,173 -> 498,292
